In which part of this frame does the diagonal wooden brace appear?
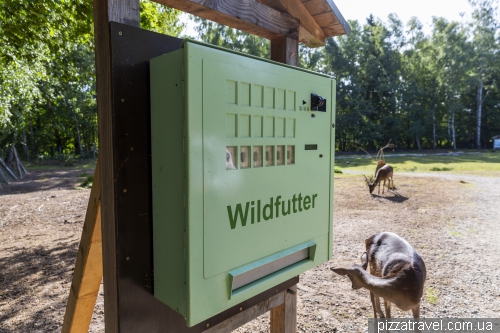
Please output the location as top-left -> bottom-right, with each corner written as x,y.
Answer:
62,161 -> 103,333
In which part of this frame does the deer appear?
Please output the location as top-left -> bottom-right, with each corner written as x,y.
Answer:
330,232 -> 426,318
364,164 -> 394,194
226,149 -> 236,170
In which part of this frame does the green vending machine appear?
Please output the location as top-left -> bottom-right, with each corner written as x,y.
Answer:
150,40 -> 336,326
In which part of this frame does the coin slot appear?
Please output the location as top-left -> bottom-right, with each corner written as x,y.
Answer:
253,146 -> 263,167
265,146 -> 274,166
305,144 -> 318,150
277,146 -> 285,165
287,146 -> 295,164
240,146 -> 251,169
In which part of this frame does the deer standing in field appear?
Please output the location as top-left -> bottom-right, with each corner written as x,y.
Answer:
331,232 -> 426,318
364,164 -> 394,194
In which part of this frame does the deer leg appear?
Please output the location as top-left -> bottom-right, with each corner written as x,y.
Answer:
370,292 -> 377,318
384,299 -> 392,318
373,295 -> 385,318
412,303 -> 421,318
382,180 -> 386,194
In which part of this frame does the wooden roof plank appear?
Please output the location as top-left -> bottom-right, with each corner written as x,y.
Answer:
301,0 -> 331,16
313,11 -> 337,27
258,0 -> 326,47
302,0 -> 350,36
154,0 -> 299,40
322,24 -> 346,37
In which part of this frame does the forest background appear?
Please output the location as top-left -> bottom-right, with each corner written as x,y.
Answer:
1,0 -> 499,162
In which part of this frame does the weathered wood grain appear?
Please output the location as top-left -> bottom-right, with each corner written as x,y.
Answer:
154,0 -> 299,40
205,292 -> 285,333
258,0 -> 326,47
322,24 -> 345,37
62,162 -> 103,333
271,36 -> 298,66
92,1 -> 140,332
270,285 -> 297,333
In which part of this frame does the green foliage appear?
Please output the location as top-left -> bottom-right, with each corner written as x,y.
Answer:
192,17 -> 270,58
334,167 -> 343,174
78,173 -> 94,189
1,1 -> 499,156
1,0 -> 182,160
140,0 -> 184,36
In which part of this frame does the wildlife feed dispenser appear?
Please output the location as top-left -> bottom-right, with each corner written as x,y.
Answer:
150,40 -> 336,326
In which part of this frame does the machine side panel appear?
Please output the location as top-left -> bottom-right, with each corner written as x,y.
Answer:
151,50 -> 188,316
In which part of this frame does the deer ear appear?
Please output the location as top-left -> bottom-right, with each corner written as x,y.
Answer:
330,267 -> 349,275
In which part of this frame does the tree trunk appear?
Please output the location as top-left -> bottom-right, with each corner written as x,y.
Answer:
476,72 -> 483,150
432,106 -> 437,149
73,111 -> 83,155
415,133 -> 422,150
452,110 -> 456,150
5,146 -> 14,168
447,115 -> 451,148
22,129 -> 29,161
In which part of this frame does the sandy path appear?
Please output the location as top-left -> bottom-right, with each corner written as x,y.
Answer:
1,169 -> 498,332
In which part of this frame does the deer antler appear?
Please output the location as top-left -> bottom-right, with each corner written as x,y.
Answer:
363,175 -> 371,186
357,146 -> 374,160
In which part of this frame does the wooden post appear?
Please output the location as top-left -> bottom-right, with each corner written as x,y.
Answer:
271,36 -> 299,66
269,34 -> 299,333
62,161 -> 103,333
92,1 -> 140,332
270,285 -> 297,333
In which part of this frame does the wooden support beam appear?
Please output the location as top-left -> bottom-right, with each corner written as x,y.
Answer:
93,1 -> 140,332
258,0 -> 326,47
0,158 -> 18,181
12,147 -> 24,178
62,161 -> 103,333
270,285 -> 297,333
270,36 -> 298,66
0,166 -> 8,184
154,0 -> 299,40
205,292 -> 285,333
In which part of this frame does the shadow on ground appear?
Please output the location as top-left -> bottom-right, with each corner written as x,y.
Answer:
371,191 -> 409,203
0,238 -> 79,332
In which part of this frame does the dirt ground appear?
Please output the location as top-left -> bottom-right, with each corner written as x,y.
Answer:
1,167 -> 499,332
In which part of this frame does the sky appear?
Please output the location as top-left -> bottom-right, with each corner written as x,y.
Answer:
333,0 -> 473,34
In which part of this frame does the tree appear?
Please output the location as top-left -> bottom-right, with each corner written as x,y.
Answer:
0,0 -> 184,160
468,0 -> 499,149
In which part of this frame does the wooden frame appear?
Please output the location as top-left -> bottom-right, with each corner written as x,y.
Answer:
63,0 -> 348,331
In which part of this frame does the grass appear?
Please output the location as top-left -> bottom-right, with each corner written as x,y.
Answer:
334,167 -> 343,174
430,167 -> 453,171
426,287 -> 439,305
77,173 -> 94,189
335,150 -> 500,174
24,159 -> 97,171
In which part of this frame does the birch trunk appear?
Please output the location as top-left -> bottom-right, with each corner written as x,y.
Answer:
22,129 -> 29,161
415,133 -> 422,150
476,72 -> 483,150
452,110 -> 456,150
432,106 -> 437,149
